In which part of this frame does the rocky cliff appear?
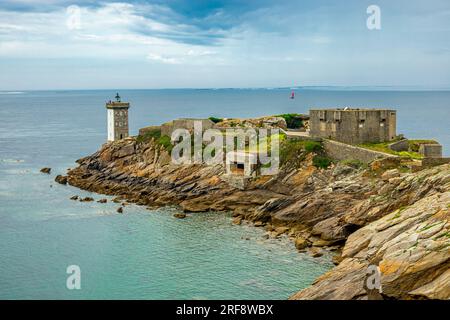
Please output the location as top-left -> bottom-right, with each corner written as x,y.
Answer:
66,136 -> 450,300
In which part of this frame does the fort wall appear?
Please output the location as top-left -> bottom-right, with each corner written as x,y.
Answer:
310,109 -> 396,145
161,118 -> 215,137
323,139 -> 398,163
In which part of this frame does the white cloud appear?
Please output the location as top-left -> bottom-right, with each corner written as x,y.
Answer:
186,49 -> 217,56
1,0 -> 449,90
146,53 -> 181,64
0,2 -> 226,63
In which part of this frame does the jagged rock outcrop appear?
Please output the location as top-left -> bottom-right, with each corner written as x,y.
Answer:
55,175 -> 68,185
40,167 -> 51,174
214,116 -> 288,130
66,136 -> 450,300
291,188 -> 450,300
68,138 -> 285,212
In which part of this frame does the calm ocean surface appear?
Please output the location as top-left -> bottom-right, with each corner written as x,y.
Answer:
0,89 -> 449,299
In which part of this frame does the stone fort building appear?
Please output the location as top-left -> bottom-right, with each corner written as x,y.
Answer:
309,108 -> 397,145
106,93 -> 130,142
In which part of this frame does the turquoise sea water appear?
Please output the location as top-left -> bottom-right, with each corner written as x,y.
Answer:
0,89 -> 449,299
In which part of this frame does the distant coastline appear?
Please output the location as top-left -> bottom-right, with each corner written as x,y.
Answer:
2,86 -> 450,93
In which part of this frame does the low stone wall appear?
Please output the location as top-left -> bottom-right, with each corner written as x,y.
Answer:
388,139 -> 409,152
286,134 -> 321,142
323,139 -> 397,163
419,144 -> 443,158
161,119 -> 215,137
138,126 -> 161,136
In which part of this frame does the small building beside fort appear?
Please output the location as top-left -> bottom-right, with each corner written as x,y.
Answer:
309,108 -> 396,145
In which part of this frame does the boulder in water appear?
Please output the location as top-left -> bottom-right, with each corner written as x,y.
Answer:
55,175 -> 68,185
40,167 -> 51,174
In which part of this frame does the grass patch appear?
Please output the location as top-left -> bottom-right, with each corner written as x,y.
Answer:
389,206 -> 409,220
358,141 -> 423,160
420,222 -> 441,232
391,212 -> 402,220
341,159 -> 367,169
304,140 -> 323,153
209,116 -> 223,124
313,155 -> 332,169
408,140 -> 438,152
275,113 -> 304,129
280,139 -> 306,167
158,135 -> 173,153
280,139 -> 329,168
434,231 -> 450,240
136,128 -> 173,153
136,128 -> 161,144
397,151 -> 423,160
358,141 -> 396,154
398,165 -> 412,173
409,241 -> 419,249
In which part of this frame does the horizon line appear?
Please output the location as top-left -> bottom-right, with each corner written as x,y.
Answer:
2,85 -> 450,93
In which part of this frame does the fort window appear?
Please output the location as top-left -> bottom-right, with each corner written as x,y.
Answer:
334,111 -> 341,122
319,110 -> 326,121
358,111 -> 366,121
230,162 -> 245,175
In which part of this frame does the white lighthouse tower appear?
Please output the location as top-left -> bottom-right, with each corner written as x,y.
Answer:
106,93 -> 130,141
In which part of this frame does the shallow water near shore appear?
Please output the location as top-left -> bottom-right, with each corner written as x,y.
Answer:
0,88 -> 449,299
0,175 -> 333,300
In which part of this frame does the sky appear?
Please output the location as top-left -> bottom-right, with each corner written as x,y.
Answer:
0,0 -> 450,90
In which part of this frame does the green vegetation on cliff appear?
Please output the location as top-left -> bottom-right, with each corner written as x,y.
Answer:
280,139 -> 332,169
340,159 -> 367,169
358,141 -> 425,160
275,113 -> 304,129
136,128 -> 173,152
280,139 -> 306,167
304,141 -> 322,153
208,116 -> 223,124
408,139 -> 438,152
312,155 -> 333,169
